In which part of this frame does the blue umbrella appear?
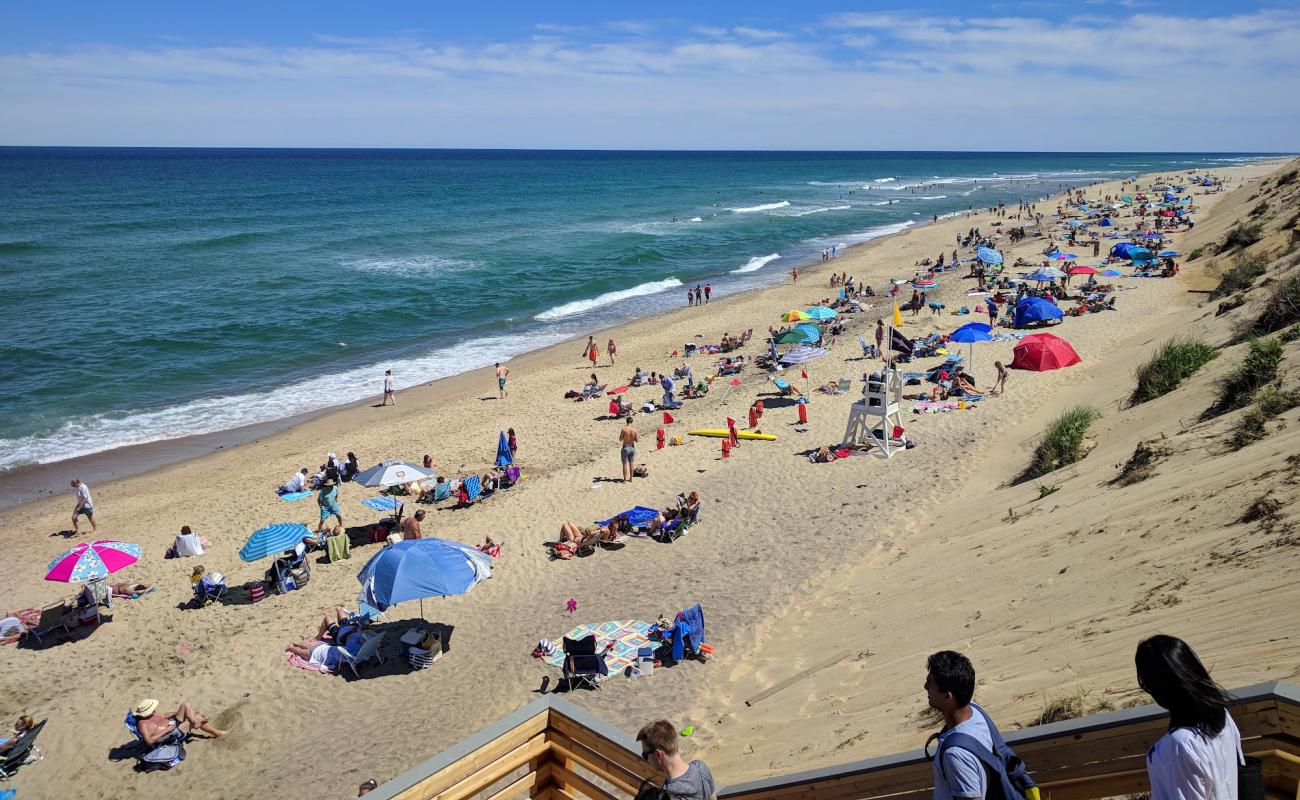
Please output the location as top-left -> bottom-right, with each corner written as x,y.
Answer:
1101,269 -> 1124,277
950,323 -> 993,373
495,431 -> 514,467
804,306 -> 837,321
977,246 -> 1003,265
1015,297 -> 1064,328
1047,253 -> 1080,261
240,523 -> 311,562
1157,250 -> 1180,258
356,538 -> 492,615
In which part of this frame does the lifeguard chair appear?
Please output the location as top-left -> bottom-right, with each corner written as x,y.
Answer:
842,368 -> 905,458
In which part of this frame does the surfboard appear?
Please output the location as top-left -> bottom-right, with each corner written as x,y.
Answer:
687,429 -> 777,441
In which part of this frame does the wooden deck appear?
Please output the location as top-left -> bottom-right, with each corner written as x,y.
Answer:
365,681 -> 1300,800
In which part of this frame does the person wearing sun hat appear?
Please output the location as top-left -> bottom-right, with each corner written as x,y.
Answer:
133,698 -> 229,746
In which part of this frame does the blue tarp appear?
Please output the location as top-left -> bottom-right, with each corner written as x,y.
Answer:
597,506 -> 660,527
1110,242 -> 1139,258
1015,297 -> 1064,328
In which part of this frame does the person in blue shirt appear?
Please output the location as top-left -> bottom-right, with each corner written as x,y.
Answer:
926,650 -> 996,800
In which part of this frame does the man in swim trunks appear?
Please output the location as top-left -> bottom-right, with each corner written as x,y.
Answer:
619,416 -> 639,483
133,698 -> 228,745
70,478 -> 97,534
317,479 -> 343,533
495,362 -> 509,399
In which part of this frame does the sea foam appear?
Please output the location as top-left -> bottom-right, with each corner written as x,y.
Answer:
534,278 -> 683,321
730,253 -> 781,274
791,205 -> 851,217
729,200 -> 790,214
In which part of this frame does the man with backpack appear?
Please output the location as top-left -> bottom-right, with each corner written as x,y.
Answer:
925,650 -> 1038,800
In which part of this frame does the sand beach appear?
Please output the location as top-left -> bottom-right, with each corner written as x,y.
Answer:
1,158 -> 1297,800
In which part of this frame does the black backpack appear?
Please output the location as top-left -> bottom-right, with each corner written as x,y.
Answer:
928,703 -> 1038,800
635,779 -> 670,800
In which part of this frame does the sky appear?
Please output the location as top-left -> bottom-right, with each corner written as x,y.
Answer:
1,1 -> 1298,151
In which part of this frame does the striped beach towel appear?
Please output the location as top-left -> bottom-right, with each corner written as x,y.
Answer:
361,496 -> 403,513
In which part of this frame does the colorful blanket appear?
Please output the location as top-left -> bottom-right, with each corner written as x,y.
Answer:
543,619 -> 653,676
1,608 -> 39,645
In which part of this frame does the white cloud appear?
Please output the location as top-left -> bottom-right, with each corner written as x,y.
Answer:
0,10 -> 1297,150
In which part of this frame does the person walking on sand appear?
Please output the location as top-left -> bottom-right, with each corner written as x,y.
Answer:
1136,635 -> 1243,800
704,283 -> 712,303
382,370 -> 396,406
619,416 -> 639,483
586,338 -> 599,369
607,338 -> 617,365
638,719 -> 717,800
495,362 -> 509,399
317,478 -> 343,533
70,478 -> 96,534
990,361 -> 1008,396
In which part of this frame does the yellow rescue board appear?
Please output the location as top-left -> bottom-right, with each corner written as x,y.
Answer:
687,429 -> 777,441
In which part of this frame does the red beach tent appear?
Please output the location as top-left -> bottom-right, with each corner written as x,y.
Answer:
1010,333 -> 1081,371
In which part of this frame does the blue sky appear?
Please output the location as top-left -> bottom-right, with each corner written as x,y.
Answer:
1,1 -> 1298,150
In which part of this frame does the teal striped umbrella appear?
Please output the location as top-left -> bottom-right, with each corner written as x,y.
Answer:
240,523 -> 311,562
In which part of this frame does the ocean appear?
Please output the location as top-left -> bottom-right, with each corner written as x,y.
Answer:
0,148 -> 1278,472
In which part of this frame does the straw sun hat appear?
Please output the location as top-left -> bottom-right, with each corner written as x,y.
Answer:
134,698 -> 159,717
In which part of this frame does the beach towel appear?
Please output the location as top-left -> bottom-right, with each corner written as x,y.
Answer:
278,491 -> 313,502
1,609 -> 38,645
542,620 -> 653,676
284,645 -> 331,674
912,401 -> 960,413
597,506 -> 660,528
362,496 -> 403,513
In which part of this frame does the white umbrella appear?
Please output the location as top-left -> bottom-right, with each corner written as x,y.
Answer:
780,346 -> 828,365
352,460 -> 434,488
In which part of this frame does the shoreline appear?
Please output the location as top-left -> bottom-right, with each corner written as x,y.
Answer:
0,157 -> 1230,511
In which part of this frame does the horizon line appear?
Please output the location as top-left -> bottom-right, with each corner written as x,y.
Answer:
0,145 -> 1295,156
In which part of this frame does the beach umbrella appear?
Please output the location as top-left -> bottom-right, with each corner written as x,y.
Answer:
804,306 -> 837,321
1010,333 -> 1081,371
495,431 -> 514,467
977,246 -> 1003,265
352,460 -> 433,489
239,523 -> 311,562
1027,268 -> 1066,282
949,323 -> 992,373
356,538 -> 492,616
1101,269 -> 1124,277
1067,265 -> 1098,276
1046,253 -> 1079,261
775,327 -> 816,345
1014,297 -> 1064,328
781,309 -> 811,322
1128,247 -> 1153,262
45,540 -> 142,583
1157,250 -> 1180,258
780,346 -> 828,365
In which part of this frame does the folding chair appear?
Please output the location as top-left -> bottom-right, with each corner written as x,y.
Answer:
123,712 -> 185,771
457,475 -> 483,507
658,503 -> 700,543
834,376 -> 852,395
338,632 -> 386,678
562,635 -> 608,690
28,602 -> 73,644
0,719 -> 46,779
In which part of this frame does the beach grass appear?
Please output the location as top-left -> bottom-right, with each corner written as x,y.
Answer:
1219,223 -> 1263,252
1212,337 -> 1284,415
1129,338 -> 1219,405
1210,253 -> 1268,299
1018,405 -> 1102,483
1251,274 -> 1300,336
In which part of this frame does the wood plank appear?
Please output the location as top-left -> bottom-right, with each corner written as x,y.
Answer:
490,762 -> 555,800
393,711 -> 549,798
436,735 -> 550,800
547,737 -> 642,796
549,762 -> 620,800
549,712 -> 656,782
745,651 -> 852,707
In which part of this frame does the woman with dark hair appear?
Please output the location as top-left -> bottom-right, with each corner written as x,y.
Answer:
1136,635 -> 1243,800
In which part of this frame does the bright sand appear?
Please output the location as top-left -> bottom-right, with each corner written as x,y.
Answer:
0,160 -> 1291,799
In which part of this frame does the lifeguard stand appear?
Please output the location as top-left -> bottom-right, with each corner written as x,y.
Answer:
842,368 -> 905,458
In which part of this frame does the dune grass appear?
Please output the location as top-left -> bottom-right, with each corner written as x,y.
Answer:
1219,223 -> 1264,253
1251,275 -> 1300,336
1210,253 -> 1268,299
1017,405 -> 1101,483
1129,338 -> 1219,405
1211,338 -> 1284,416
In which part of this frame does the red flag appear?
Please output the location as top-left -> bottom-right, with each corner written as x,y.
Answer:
800,369 -> 808,380
726,417 -> 739,447
662,412 -> 675,424
729,378 -> 741,387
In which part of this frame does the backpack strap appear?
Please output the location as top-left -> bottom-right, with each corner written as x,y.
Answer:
970,703 -> 1009,749
937,731 -> 1003,785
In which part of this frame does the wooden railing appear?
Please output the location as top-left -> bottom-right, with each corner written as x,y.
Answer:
367,681 -> 1300,800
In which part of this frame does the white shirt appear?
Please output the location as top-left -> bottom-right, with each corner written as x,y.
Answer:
932,710 -> 993,800
384,374 -> 394,391
284,473 -> 306,493
75,483 -> 93,508
1147,714 -> 1242,800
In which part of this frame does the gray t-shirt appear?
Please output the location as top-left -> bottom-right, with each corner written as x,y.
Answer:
663,760 -> 716,800
932,711 -> 992,800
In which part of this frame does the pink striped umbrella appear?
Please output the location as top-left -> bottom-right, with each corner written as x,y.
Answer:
45,540 -> 142,583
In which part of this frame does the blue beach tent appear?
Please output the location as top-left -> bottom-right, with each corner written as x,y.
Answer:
1015,297 -> 1064,328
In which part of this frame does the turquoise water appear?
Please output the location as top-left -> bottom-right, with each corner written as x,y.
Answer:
0,148 -> 1276,469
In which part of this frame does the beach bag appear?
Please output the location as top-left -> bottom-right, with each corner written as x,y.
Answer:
632,464 -> 649,478
930,703 -> 1037,800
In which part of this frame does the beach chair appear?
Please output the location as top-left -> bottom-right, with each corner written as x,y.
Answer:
834,376 -> 852,395
193,574 -> 228,607
338,632 -> 386,678
350,602 -> 389,626
123,712 -> 185,771
457,475 -> 483,507
658,503 -> 700,543
83,575 -> 113,610
0,718 -> 46,779
26,602 -> 73,645
772,377 -> 795,396
425,480 -> 452,503
562,635 -> 608,690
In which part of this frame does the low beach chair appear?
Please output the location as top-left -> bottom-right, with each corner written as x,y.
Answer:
27,602 -> 73,645
562,635 -> 608,690
772,377 -> 794,396
0,718 -> 46,779
193,574 -> 228,607
658,503 -> 700,543
834,376 -> 852,395
123,712 -> 185,771
338,632 -> 386,678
